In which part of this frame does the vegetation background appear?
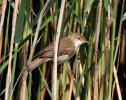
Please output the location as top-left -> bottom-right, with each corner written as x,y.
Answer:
0,0 -> 126,100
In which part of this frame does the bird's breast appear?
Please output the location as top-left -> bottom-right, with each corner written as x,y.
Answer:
57,52 -> 75,64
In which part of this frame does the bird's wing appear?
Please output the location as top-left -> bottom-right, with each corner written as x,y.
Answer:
38,36 -> 75,58
38,42 -> 75,58
57,47 -> 75,57
39,43 -> 54,58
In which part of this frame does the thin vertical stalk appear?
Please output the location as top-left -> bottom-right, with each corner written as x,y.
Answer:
4,0 -> 19,100
99,8 -> 106,100
93,1 -> 102,100
107,0 -> 118,99
52,0 -> 66,100
0,0 -> 7,36
82,38 -> 93,100
112,0 -> 125,100
113,0 -> 125,64
3,1 -> 10,63
82,8 -> 96,100
0,0 -> 10,91
113,66 -> 122,100
73,0 -> 79,32
9,44 -> 18,100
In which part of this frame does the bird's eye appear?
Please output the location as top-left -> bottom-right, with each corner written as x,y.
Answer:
78,37 -> 81,40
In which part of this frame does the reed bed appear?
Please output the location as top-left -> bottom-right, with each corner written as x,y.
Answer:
0,0 -> 126,100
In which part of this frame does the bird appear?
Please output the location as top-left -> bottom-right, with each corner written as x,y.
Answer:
24,33 -> 89,71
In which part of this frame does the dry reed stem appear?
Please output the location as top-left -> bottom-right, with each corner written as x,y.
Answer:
4,0 -> 20,100
0,31 -> 3,63
68,77 -> 74,100
52,0 -> 66,100
88,86 -> 92,100
113,66 -> 122,100
0,0 -> 7,36
93,1 -> 102,100
0,0 -> 6,63
104,1 -> 112,99
79,62 -> 85,86
67,63 -> 80,100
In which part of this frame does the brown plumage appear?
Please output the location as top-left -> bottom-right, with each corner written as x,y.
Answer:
25,33 -> 88,71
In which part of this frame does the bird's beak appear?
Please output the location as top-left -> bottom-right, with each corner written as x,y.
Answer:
84,40 -> 89,44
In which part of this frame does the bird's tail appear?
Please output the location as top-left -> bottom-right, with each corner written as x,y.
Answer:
24,58 -> 49,71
